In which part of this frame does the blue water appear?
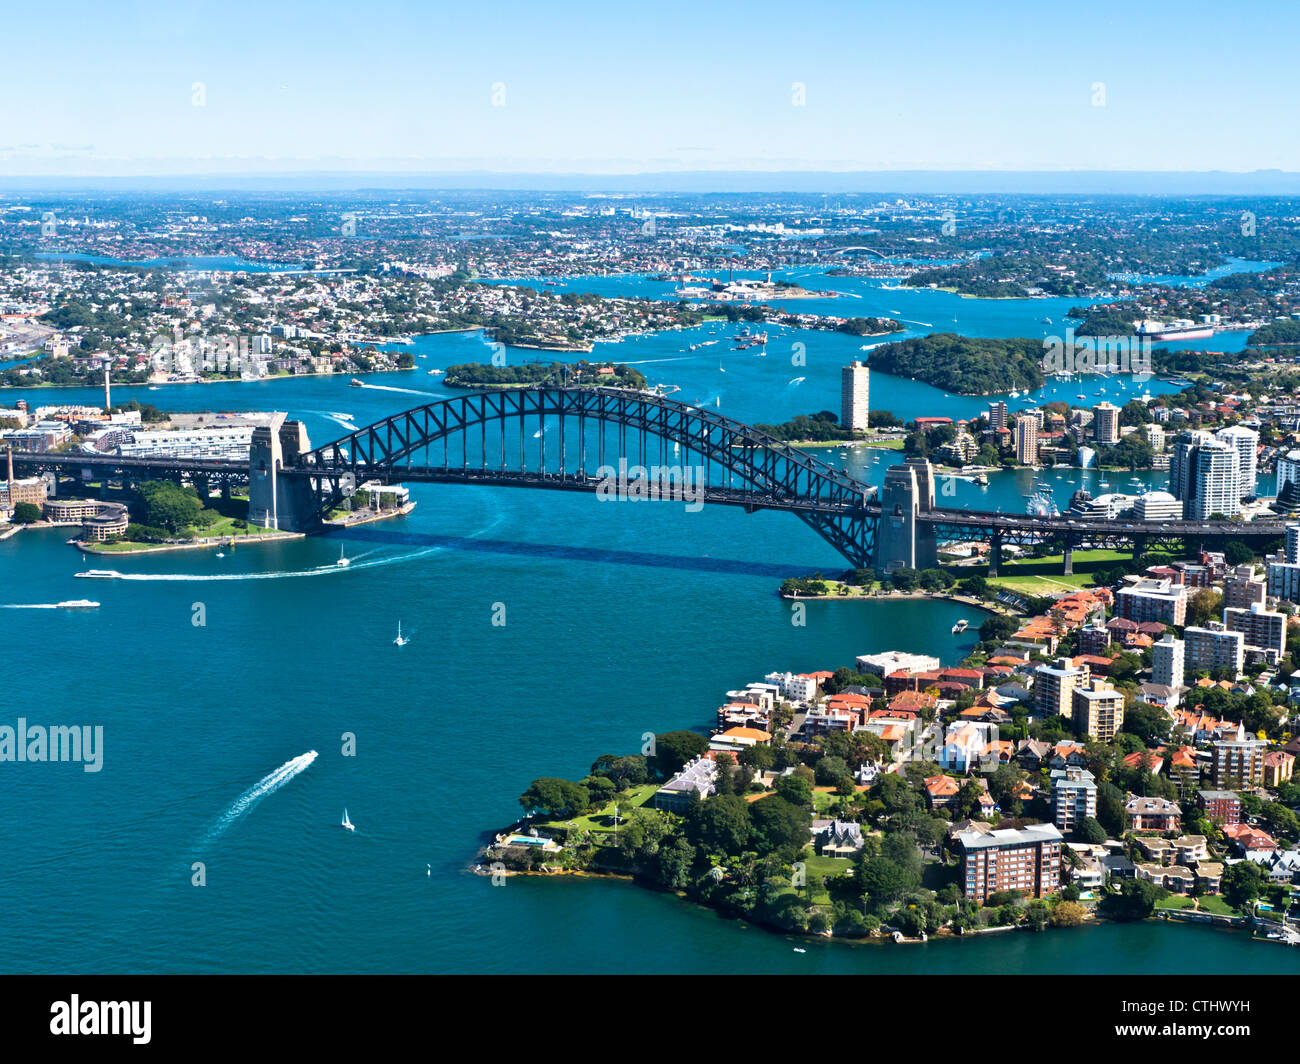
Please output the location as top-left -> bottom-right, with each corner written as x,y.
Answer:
1,282 -> 1291,974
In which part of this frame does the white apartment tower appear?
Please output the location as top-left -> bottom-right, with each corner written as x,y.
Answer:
841,361 -> 870,434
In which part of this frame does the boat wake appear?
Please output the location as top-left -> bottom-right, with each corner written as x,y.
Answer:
1,603 -> 60,609
111,513 -> 507,583
352,382 -> 442,398
201,750 -> 318,847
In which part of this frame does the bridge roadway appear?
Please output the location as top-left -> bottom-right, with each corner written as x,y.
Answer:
11,449 -> 1290,543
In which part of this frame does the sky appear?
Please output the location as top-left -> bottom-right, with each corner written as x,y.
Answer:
3,0 -> 1297,177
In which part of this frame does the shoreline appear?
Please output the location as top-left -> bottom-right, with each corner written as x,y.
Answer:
74,529 -> 304,555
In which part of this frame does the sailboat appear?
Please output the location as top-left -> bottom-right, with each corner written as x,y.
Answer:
393,621 -> 409,647
336,543 -> 350,567
341,808 -> 354,832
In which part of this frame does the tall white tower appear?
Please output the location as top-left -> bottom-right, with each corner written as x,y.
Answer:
840,361 -> 869,434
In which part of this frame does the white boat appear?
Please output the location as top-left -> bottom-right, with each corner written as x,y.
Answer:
1009,390 -> 1020,399
216,552 -> 225,558
56,599 -> 99,609
341,808 -> 354,832
75,569 -> 122,579
792,947 -> 807,953
951,619 -> 969,634
336,543 -> 350,567
393,621 -> 409,647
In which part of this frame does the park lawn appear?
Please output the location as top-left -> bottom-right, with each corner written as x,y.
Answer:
802,851 -> 854,905
982,548 -> 1180,596
538,783 -> 659,836
1156,895 -> 1196,910
1155,894 -> 1241,916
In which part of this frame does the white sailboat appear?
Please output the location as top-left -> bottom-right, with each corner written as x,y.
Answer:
341,808 -> 354,832
336,543 -> 350,567
393,621 -> 409,647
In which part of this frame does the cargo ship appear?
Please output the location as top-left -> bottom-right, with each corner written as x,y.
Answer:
1137,320 -> 1214,342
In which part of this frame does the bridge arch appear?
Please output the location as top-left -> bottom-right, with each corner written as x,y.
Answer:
295,385 -> 879,565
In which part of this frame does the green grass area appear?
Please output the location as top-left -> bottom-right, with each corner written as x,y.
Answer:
1156,893 -> 1241,916
538,784 -> 659,837
977,548 -> 1180,596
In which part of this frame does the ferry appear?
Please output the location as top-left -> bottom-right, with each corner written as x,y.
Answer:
57,599 -> 100,609
951,619 -> 969,634
972,473 -> 989,486
75,569 -> 122,580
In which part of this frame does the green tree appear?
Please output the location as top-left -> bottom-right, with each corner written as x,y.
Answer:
10,502 -> 42,524
651,730 -> 709,777
683,794 -> 752,855
518,777 -> 590,819
748,795 -> 812,859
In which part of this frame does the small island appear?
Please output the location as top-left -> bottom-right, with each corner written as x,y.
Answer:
867,334 -> 1047,395
442,360 -> 648,390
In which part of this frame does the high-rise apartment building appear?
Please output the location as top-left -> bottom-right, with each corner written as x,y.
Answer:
840,361 -> 870,433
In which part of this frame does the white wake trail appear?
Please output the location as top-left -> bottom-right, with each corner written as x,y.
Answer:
202,750 -> 318,845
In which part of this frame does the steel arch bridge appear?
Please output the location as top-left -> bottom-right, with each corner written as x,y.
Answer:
287,385 -> 882,565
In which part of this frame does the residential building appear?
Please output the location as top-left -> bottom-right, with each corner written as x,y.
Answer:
1223,601 -> 1286,663
1216,424 -> 1259,496
1222,565 -> 1267,610
1183,623 -> 1245,678
1125,794 -> 1182,833
1072,678 -> 1125,742
1033,657 -> 1088,720
1115,578 -> 1187,627
956,823 -> 1062,903
1212,724 -> 1267,788
1151,635 -> 1184,691
1188,439 -> 1241,519
1051,766 -> 1097,832
1093,401 -> 1120,445
840,361 -> 869,434
987,401 -> 1008,432
1015,415 -> 1038,465
654,757 -> 718,812
1264,751 -> 1295,789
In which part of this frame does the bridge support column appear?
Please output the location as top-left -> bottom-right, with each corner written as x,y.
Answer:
988,533 -> 1003,577
1063,546 -> 1073,576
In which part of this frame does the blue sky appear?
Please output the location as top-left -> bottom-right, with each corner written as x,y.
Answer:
3,0 -> 1296,175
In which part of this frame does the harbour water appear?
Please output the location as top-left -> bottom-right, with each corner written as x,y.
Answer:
0,272 -> 1292,973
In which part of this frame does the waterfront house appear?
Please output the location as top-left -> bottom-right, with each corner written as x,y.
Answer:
654,757 -> 718,813
1196,862 -> 1223,894
1137,863 -> 1195,893
956,823 -> 1062,902
708,726 -> 772,754
816,819 -> 865,857
1264,850 -> 1300,884
1100,854 -> 1136,882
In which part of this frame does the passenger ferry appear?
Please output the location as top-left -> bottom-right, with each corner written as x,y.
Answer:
57,599 -> 100,609
75,569 -> 122,580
